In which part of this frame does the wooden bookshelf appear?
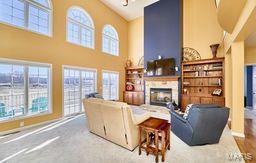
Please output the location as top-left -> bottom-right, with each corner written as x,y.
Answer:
181,58 -> 225,111
123,66 -> 144,106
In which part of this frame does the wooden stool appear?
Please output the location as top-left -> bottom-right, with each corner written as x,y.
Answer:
138,118 -> 171,163
160,123 -> 170,162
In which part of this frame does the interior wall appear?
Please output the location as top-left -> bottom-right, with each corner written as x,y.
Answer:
128,0 -> 224,65
245,47 -> 256,65
128,17 -> 144,66
183,0 -> 224,59
144,0 -> 182,71
0,0 -> 128,132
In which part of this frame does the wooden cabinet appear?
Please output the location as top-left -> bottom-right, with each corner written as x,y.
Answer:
201,97 -> 213,104
124,91 -> 144,106
181,95 -> 225,111
181,95 -> 189,110
190,96 -> 200,104
213,97 -> 225,106
124,91 -> 133,104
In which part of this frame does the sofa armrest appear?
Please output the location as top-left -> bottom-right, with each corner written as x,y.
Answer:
170,109 -> 186,123
171,110 -> 194,145
132,112 -> 151,125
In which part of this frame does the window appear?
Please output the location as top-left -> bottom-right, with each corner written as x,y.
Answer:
0,0 -> 52,36
102,71 -> 119,100
0,59 -> 51,121
102,25 -> 119,56
28,66 -> 49,115
67,7 -> 94,49
63,67 -> 96,116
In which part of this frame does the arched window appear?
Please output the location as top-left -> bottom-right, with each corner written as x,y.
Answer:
67,7 -> 94,49
102,25 -> 119,56
0,0 -> 52,36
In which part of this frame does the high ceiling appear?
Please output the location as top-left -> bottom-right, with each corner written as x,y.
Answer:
100,0 -> 159,21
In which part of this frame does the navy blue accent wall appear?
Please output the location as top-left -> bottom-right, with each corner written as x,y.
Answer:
144,0 -> 182,75
246,66 -> 253,107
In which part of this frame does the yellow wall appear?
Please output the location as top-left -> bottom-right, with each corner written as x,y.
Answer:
0,0 -> 128,132
183,0 -> 224,59
128,17 -> 144,66
230,41 -> 244,134
245,47 -> 256,65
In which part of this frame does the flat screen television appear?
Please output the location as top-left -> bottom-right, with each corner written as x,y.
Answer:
146,58 -> 175,76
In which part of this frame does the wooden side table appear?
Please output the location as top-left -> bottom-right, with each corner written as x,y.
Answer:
138,117 -> 171,163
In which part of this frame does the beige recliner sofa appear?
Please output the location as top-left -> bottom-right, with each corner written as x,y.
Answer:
83,98 -> 150,151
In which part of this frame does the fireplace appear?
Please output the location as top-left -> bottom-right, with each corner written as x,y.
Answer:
150,88 -> 172,106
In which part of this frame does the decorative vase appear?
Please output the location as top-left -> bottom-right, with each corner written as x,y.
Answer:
210,44 -> 220,59
125,60 -> 132,68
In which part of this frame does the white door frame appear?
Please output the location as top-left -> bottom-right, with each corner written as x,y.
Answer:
62,65 -> 97,117
252,66 -> 256,110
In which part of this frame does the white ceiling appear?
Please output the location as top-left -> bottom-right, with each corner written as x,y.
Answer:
100,0 -> 159,21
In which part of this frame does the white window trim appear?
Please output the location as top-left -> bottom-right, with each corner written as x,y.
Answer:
62,65 -> 97,117
0,0 -> 53,37
102,25 -> 119,56
0,57 -> 53,123
102,70 -> 119,100
66,6 -> 95,49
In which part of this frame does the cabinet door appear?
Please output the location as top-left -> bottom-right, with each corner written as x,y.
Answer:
133,92 -> 144,106
124,92 -> 133,105
201,97 -> 213,104
213,97 -> 225,107
181,95 -> 190,111
190,96 -> 200,104
138,92 -> 145,105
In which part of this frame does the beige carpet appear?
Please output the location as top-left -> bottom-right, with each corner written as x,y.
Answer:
0,115 -> 243,163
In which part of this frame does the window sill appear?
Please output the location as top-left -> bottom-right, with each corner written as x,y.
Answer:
0,21 -> 52,38
66,40 -> 95,50
0,111 -> 52,124
102,51 -> 119,57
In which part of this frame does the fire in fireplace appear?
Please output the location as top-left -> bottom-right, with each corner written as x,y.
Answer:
150,88 -> 172,106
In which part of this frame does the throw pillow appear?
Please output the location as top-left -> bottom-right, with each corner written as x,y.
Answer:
166,102 -> 175,110
183,104 -> 193,119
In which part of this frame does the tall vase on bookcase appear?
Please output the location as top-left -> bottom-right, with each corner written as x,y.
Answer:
210,44 -> 220,59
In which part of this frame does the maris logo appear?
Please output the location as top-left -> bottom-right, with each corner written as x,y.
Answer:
227,152 -> 253,161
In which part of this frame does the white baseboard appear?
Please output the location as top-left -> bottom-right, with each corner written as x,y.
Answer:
0,118 -> 62,136
232,131 -> 245,138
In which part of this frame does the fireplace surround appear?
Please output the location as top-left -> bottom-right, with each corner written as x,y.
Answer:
144,76 -> 179,106
150,88 -> 172,106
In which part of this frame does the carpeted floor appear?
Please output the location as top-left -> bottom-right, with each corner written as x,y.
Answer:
0,114 -> 244,163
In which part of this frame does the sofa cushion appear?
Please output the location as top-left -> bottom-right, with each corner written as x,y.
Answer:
183,104 -> 193,119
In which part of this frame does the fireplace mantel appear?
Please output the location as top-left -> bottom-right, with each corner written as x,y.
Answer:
144,76 -> 180,81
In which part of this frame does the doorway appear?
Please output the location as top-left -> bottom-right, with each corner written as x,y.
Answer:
63,66 -> 97,117
253,66 -> 256,109
245,65 -> 254,109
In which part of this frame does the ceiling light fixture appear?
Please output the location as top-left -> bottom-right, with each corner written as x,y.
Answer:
122,0 -> 136,7
122,0 -> 128,6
